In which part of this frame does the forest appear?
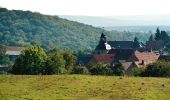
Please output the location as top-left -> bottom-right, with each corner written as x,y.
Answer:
0,8 -> 150,53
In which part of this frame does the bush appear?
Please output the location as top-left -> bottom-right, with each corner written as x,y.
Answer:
72,66 -> 89,74
133,67 -> 144,76
111,62 -> 125,76
90,64 -> 112,75
139,61 -> 170,77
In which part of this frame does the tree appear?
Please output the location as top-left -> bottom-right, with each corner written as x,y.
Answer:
0,44 -> 9,65
155,27 -> 161,40
11,46 -> 47,74
60,50 -> 77,72
133,37 -> 140,49
45,51 -> 66,74
149,34 -> 154,41
160,31 -> 169,43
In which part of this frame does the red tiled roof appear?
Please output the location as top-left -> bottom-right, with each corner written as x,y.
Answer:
134,51 -> 160,62
6,46 -> 25,51
88,54 -> 114,65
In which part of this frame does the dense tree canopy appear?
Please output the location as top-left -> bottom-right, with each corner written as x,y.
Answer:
0,8 -> 150,53
46,51 -> 66,74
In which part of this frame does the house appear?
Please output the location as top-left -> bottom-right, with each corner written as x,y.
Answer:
158,55 -> 170,61
88,54 -> 114,66
77,55 -> 92,66
6,46 -> 24,56
129,50 -> 160,66
94,33 -> 144,55
107,41 -> 134,49
0,67 -> 10,72
5,46 -> 24,62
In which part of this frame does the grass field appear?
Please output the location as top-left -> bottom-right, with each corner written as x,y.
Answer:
0,75 -> 170,100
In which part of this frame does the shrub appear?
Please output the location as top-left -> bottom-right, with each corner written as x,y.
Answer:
133,67 -> 144,76
140,61 -> 170,77
72,66 -> 89,74
90,64 -> 112,75
111,62 -> 125,76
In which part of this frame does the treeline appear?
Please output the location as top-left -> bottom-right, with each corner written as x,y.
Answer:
0,8 -> 149,53
9,45 -> 124,75
134,61 -> 170,77
10,46 -> 77,74
4,45 -> 170,77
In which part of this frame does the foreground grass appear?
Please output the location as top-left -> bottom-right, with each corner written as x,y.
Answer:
0,75 -> 170,100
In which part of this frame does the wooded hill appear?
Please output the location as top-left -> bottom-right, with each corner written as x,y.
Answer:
0,8 -> 149,52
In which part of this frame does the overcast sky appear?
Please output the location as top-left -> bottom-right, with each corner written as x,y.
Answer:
0,0 -> 170,16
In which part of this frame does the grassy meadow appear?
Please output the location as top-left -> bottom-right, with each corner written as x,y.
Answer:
0,75 -> 170,100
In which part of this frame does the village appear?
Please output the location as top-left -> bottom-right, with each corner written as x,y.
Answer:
0,28 -> 170,75
77,28 -> 170,75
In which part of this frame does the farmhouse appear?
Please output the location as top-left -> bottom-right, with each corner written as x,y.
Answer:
5,46 -> 24,63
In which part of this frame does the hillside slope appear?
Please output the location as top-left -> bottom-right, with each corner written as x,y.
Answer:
0,75 -> 170,100
0,8 -> 149,52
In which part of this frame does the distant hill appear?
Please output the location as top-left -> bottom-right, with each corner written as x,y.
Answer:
0,8 -> 150,52
60,15 -> 170,32
105,26 -> 170,33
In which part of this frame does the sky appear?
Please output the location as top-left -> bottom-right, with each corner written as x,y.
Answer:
0,0 -> 170,16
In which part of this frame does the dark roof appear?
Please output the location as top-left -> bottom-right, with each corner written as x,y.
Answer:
0,67 -> 10,72
108,41 -> 134,49
88,54 -> 114,66
109,49 -> 134,61
146,40 -> 164,51
77,55 -> 92,66
159,55 -> 170,61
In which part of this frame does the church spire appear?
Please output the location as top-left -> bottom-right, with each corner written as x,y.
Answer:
100,29 -> 107,43
100,32 -> 106,42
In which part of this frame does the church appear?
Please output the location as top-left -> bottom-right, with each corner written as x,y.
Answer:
78,32 -> 160,75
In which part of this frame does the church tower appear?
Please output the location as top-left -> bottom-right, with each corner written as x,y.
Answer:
94,32 -> 111,54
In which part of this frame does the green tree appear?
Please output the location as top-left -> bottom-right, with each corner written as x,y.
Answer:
133,37 -> 140,49
160,31 -> 169,43
45,51 -> 66,75
149,34 -> 154,41
11,46 -> 47,74
0,44 -> 9,65
155,27 -> 161,40
60,50 -> 77,72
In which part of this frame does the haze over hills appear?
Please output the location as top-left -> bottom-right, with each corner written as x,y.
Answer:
60,15 -> 170,32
